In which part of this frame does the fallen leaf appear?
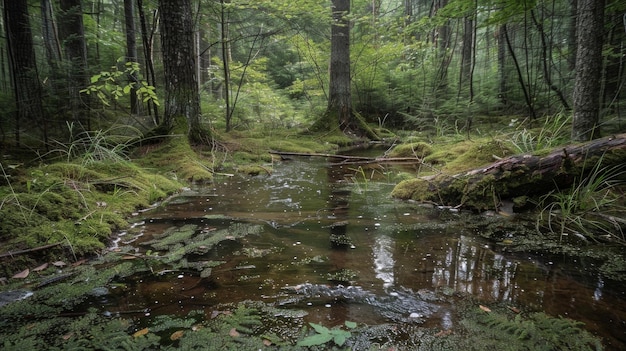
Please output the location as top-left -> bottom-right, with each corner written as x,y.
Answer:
51,261 -> 67,267
122,255 -> 138,260
13,268 -> 29,279
434,329 -> 452,337
62,332 -> 74,340
229,328 -> 240,337
33,263 -> 49,272
133,328 -> 149,338
72,259 -> 87,267
507,306 -> 521,314
263,339 -> 272,346
479,305 -> 491,312
170,330 -> 184,341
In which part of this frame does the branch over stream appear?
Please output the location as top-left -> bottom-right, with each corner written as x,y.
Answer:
269,150 -> 423,165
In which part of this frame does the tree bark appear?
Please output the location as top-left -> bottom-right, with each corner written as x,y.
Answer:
58,0 -> 89,125
124,0 -> 139,115
392,134 -> 626,211
159,0 -> 208,143
136,0 -> 159,124
3,0 -> 46,146
328,0 -> 352,129
571,0 -> 604,141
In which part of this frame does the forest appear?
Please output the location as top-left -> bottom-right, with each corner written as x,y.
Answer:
1,0 -> 626,349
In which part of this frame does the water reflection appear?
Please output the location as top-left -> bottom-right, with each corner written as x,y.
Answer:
373,235 -> 395,289
115,156 -> 626,349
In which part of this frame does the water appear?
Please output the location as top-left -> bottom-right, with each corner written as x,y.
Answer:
110,152 -> 626,349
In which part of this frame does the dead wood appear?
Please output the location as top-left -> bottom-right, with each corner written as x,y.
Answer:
391,133 -> 626,211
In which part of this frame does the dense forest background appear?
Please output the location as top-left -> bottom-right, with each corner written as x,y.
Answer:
0,0 -> 625,149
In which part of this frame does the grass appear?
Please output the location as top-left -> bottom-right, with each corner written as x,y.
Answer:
537,156 -> 626,243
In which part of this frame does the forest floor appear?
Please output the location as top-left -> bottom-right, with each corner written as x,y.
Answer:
0,120 -> 624,349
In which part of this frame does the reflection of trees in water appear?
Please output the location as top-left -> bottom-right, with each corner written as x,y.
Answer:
432,236 -> 520,302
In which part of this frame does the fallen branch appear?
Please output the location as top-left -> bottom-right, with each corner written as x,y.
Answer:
0,242 -> 63,259
269,150 -> 422,164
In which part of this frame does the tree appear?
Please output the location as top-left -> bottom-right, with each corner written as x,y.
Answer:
571,0 -> 604,141
58,0 -> 89,125
158,0 -> 209,143
124,0 -> 139,115
3,0 -> 46,146
327,0 -> 353,130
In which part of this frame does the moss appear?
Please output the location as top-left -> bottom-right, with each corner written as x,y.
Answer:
388,142 -> 433,158
391,178 -> 431,200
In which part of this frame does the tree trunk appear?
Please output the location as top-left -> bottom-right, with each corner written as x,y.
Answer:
3,0 -> 46,146
58,0 -> 89,125
136,0 -> 159,124
328,0 -> 352,130
159,0 -> 207,143
571,0 -> 604,141
124,0 -> 139,115
392,133 -> 626,211
220,0 -> 232,132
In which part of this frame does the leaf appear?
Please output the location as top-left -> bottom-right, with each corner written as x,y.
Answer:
262,339 -> 272,346
51,261 -> 67,267
297,333 -> 333,347
133,328 -> 149,338
334,334 -> 347,346
32,263 -> 49,272
229,328 -> 240,337
479,305 -> 491,312
309,322 -> 330,334
344,320 -> 357,329
12,268 -> 29,279
170,330 -> 184,340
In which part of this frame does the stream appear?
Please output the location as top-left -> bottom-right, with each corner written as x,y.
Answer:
102,148 -> 626,349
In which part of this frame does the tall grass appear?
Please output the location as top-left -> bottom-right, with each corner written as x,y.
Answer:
537,157 -> 626,243
510,112 -> 570,153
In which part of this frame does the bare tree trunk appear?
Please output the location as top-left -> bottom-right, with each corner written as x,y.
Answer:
136,0 -> 159,124
4,0 -> 46,146
220,0 -> 232,132
530,8 -> 570,110
328,0 -> 352,129
159,0 -> 208,143
124,0 -> 139,115
503,24 -> 537,119
571,0 -> 604,141
58,0 -> 89,126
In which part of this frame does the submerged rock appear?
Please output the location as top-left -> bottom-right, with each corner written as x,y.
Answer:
281,283 -> 439,323
0,289 -> 33,307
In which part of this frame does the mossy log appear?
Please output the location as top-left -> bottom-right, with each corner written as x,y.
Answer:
391,133 -> 626,211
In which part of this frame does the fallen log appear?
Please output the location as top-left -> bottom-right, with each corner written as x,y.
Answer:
391,133 -> 626,211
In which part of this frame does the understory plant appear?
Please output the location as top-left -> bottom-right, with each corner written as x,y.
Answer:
537,157 -> 626,243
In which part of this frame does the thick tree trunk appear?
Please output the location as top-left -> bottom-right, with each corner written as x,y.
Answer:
571,0 -> 604,141
159,0 -> 208,143
328,0 -> 352,129
392,134 -> 626,211
4,0 -> 46,146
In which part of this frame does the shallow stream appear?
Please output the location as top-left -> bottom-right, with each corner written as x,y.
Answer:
106,148 -> 626,349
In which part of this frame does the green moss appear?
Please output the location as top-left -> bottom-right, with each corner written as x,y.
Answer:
389,142 -> 433,158
391,178 -> 431,200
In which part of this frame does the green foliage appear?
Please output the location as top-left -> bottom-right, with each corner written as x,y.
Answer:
537,158 -> 626,243
297,321 -> 356,347
80,60 -> 159,108
459,306 -> 602,351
